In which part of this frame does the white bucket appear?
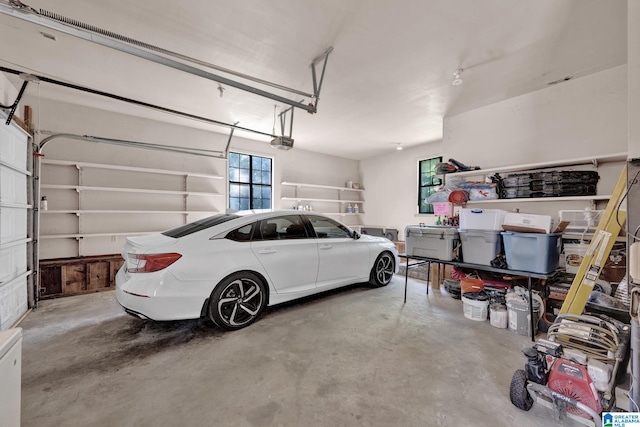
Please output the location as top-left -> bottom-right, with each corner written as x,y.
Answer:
490,303 -> 508,328
462,295 -> 489,321
564,243 -> 589,274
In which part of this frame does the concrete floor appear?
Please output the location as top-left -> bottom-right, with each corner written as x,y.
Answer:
18,276 -> 583,427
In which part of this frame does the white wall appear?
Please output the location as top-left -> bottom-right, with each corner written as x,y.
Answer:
26,97 -> 360,259
360,141 -> 442,240
443,65 -> 628,166
0,74 -> 18,116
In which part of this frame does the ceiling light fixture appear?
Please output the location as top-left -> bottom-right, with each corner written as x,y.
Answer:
452,68 -> 463,86
395,143 -> 403,151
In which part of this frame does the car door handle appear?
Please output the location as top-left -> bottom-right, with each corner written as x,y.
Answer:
319,244 -> 332,250
258,248 -> 277,254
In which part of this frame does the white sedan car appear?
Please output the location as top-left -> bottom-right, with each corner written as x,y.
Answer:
116,210 -> 399,330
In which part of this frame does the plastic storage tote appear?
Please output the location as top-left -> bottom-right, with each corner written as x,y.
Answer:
501,232 -> 562,273
459,229 -> 503,266
458,208 -> 507,231
404,225 -> 458,260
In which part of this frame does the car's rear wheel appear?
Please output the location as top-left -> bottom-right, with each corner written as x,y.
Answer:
208,272 -> 267,330
369,252 -> 395,287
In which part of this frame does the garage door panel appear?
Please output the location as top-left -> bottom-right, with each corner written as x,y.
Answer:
0,207 -> 27,242
0,114 -> 31,330
0,277 -> 28,330
0,168 -> 27,204
0,244 -> 27,284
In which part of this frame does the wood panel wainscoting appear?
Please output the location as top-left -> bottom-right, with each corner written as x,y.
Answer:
39,255 -> 124,298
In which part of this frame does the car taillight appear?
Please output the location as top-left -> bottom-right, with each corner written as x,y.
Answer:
127,253 -> 182,273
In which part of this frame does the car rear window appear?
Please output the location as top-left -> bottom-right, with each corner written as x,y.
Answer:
162,214 -> 240,238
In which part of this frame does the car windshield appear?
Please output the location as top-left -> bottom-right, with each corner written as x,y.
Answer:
162,214 -> 240,238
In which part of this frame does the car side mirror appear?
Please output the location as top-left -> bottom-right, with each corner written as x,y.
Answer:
352,231 -> 360,240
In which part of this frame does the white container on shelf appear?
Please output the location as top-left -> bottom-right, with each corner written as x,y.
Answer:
459,229 -> 503,266
458,208 -> 507,231
564,243 -> 589,274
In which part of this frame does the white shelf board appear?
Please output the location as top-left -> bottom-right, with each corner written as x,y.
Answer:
282,197 -> 363,203
465,195 -> 611,204
40,231 -> 160,239
444,152 -> 628,178
41,210 -> 219,215
281,182 -> 364,192
42,159 -> 224,180
323,212 -> 363,216
41,184 -> 222,197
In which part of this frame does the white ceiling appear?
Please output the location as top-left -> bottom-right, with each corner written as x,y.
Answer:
0,0 -> 628,160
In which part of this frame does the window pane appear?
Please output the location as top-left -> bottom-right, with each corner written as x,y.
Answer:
420,187 -> 434,214
261,198 -> 271,209
252,156 -> 262,171
262,171 -> 270,184
239,169 -> 250,183
162,214 -> 239,238
239,184 -> 250,198
226,223 -> 254,242
239,154 -> 250,169
252,169 -> 263,184
229,153 -> 240,168
239,198 -> 249,210
263,159 -> 271,172
262,186 -> 271,200
229,184 -> 240,197
308,216 -> 351,238
229,198 -> 240,210
229,168 -> 240,182
252,198 -> 262,209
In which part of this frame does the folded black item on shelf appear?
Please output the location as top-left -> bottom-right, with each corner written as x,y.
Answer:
502,183 -> 597,199
502,171 -> 599,188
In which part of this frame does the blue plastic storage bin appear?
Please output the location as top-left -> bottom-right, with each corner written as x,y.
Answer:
501,232 -> 562,274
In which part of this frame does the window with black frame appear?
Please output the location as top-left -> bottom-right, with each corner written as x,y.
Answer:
229,152 -> 272,210
418,156 -> 443,214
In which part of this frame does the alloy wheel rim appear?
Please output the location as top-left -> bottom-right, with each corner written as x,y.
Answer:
376,255 -> 393,284
217,278 -> 263,326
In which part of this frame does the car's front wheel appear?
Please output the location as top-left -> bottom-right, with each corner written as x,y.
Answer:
208,272 -> 267,330
369,252 -> 395,287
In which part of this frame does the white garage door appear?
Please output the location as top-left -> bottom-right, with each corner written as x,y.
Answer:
0,113 -> 31,330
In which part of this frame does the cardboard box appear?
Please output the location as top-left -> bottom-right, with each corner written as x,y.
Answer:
502,212 -> 553,234
430,263 -> 453,290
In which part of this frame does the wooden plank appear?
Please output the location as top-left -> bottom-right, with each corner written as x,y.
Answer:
87,262 -> 110,290
62,264 -> 86,294
39,265 -> 62,297
39,255 -> 125,298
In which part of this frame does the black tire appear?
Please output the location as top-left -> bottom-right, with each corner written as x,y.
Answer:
510,369 -> 534,411
369,252 -> 395,287
208,272 -> 267,331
